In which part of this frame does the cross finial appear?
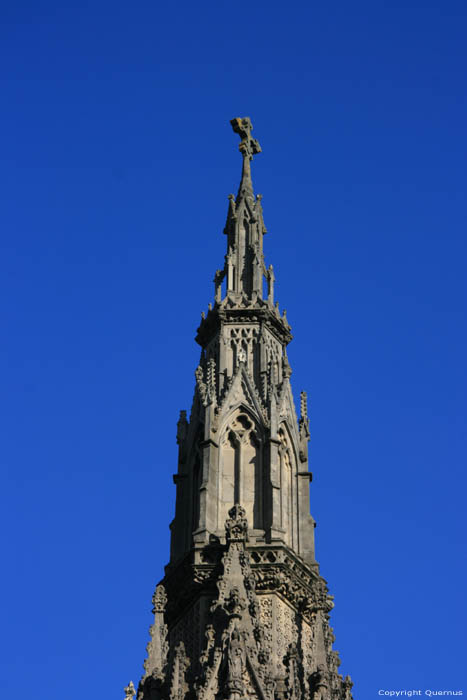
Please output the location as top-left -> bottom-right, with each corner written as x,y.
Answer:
230,117 -> 261,161
230,117 -> 261,200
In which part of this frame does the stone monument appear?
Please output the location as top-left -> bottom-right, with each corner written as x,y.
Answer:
128,117 -> 354,700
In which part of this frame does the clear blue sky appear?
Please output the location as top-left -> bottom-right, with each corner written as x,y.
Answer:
1,1 -> 466,697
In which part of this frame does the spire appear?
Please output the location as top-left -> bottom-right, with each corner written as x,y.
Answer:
136,119 -> 354,700
198,118 -> 292,351
230,117 -> 261,200
217,117 -> 268,303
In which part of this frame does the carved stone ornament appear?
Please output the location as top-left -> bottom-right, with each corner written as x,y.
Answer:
231,117 -> 261,161
223,586 -> 246,619
224,627 -> 246,700
284,643 -> 301,700
124,681 -> 136,700
310,664 -> 330,700
152,584 -> 167,614
225,504 -> 249,543
343,675 -> 354,700
168,642 -> 190,700
195,364 -> 208,406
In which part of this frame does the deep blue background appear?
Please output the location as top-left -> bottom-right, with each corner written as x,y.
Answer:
1,1 -> 466,697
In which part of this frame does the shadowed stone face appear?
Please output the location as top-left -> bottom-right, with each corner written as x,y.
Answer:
132,119 -> 354,700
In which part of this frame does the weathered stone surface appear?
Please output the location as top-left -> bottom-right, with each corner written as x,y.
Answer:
134,118 -> 354,700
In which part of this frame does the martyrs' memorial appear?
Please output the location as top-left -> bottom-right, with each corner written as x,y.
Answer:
125,118 -> 354,700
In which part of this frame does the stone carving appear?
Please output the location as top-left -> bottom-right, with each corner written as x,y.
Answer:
224,627 -> 246,700
191,508 -> 272,700
195,364 -> 208,406
223,586 -> 246,618
143,584 -> 169,682
225,504 -> 249,543
284,643 -> 301,700
231,117 -> 261,162
124,681 -> 136,700
343,675 -> 354,700
274,598 -> 297,669
216,360 -> 267,430
152,584 -> 167,614
237,347 -> 247,364
168,642 -> 190,700
301,616 -> 316,678
282,354 -> 292,380
310,665 -> 329,700
251,563 -> 332,626
199,624 -> 215,667
207,357 -> 217,404
259,596 -> 273,658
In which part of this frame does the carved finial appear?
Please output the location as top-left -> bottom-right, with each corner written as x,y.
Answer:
124,681 -> 136,700
343,675 -> 354,700
152,583 -> 168,614
230,117 -> 261,161
300,391 -> 308,421
231,117 -> 261,200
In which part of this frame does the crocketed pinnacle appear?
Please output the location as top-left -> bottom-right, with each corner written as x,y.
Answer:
213,117 -> 269,303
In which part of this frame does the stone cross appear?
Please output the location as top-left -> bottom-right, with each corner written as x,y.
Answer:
230,117 -> 261,161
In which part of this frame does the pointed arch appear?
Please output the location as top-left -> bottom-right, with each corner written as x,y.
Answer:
218,407 -> 264,532
278,421 -> 299,549
219,401 -> 263,437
